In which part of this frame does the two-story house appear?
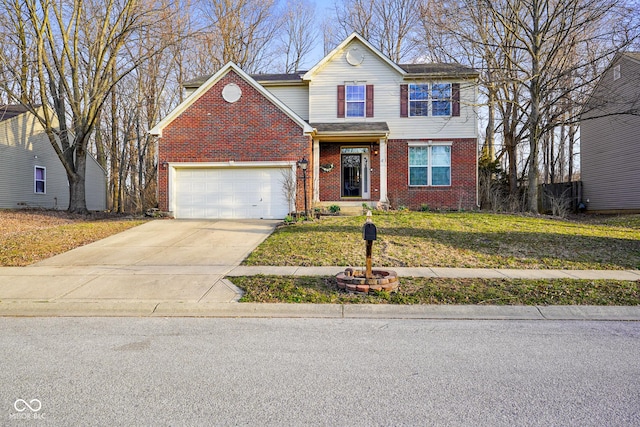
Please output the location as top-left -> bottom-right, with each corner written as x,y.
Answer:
150,33 -> 478,219
0,105 -> 107,211
580,52 -> 640,213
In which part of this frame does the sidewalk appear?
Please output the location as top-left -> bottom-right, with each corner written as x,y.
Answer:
1,264 -> 639,319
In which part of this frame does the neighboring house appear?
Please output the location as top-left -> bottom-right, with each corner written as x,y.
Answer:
580,52 -> 640,213
0,105 -> 107,211
150,33 -> 479,219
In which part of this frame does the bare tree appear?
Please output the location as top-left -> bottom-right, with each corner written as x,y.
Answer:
420,0 -> 638,212
0,0 -> 172,213
480,0 -> 638,212
278,0 -> 318,73
419,0 -> 529,201
95,0 -> 190,212
197,0 -> 282,73
330,0 -> 421,62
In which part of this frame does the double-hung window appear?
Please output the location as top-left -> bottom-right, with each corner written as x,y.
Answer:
346,85 -> 365,117
409,84 -> 429,116
408,144 -> 451,186
34,166 -> 46,194
432,83 -> 452,116
402,82 -> 459,117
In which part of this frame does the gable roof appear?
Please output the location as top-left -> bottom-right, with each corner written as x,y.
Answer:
182,35 -> 478,90
149,62 -> 313,137
580,51 -> 640,117
302,33 -> 407,80
622,51 -> 640,64
0,105 -> 30,123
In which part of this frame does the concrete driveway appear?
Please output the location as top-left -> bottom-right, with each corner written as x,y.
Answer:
0,220 -> 278,308
35,219 -> 277,268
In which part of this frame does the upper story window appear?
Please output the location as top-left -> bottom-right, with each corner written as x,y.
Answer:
613,64 -> 621,81
337,84 -> 374,118
346,85 -> 365,117
401,83 -> 460,117
34,166 -> 46,194
409,84 -> 429,116
432,83 -> 452,116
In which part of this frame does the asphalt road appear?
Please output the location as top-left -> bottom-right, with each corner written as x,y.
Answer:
1,318 -> 639,426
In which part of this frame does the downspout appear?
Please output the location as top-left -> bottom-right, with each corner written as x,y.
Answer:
475,78 -> 480,209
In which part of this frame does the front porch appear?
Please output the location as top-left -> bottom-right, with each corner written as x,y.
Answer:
310,122 -> 389,209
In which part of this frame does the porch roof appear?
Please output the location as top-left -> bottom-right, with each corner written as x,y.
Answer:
310,122 -> 389,139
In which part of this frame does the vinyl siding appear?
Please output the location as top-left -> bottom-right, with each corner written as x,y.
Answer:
307,39 -> 477,140
85,156 -> 107,211
581,54 -> 640,212
0,110 -> 107,210
262,85 -> 309,120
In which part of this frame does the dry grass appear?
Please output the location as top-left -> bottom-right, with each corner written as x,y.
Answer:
244,211 -> 640,270
0,209 -> 146,266
233,275 -> 640,305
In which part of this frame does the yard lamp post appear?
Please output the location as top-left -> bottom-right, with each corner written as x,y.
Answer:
297,157 -> 309,218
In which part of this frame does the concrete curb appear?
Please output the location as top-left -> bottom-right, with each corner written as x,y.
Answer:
1,301 -> 639,320
0,301 -> 158,317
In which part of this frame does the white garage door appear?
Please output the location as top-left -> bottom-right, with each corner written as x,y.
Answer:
174,167 -> 290,219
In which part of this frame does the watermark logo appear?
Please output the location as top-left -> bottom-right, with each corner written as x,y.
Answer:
11,399 -> 44,420
14,399 -> 41,412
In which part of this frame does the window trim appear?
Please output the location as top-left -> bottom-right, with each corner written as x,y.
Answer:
403,82 -> 460,118
408,83 -> 429,117
431,83 -> 452,117
408,142 -> 452,187
613,64 -> 621,81
345,84 -> 366,118
34,165 -> 46,194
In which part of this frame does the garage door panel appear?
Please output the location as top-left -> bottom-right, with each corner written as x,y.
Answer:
174,167 -> 290,219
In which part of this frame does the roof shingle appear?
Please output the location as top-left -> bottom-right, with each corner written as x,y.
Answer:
0,105 -> 29,122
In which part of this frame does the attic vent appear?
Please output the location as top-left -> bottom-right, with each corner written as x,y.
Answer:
613,64 -> 621,81
222,83 -> 242,103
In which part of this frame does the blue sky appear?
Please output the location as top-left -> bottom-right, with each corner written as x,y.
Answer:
303,0 -> 336,68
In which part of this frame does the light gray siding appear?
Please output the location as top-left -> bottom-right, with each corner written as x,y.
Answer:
581,54 -> 640,212
85,156 -> 107,211
0,110 -> 107,210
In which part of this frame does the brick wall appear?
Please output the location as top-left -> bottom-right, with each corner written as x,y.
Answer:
386,138 -> 477,210
157,70 -> 311,212
318,143 -> 381,201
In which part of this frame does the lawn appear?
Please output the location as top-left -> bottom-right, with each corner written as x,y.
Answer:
233,275 -> 640,306
0,210 -> 146,266
244,211 -> 640,270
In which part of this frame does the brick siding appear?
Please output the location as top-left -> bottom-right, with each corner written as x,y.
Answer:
386,138 -> 477,210
157,70 -> 311,212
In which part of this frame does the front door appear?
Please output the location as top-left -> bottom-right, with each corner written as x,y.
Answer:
341,148 -> 370,199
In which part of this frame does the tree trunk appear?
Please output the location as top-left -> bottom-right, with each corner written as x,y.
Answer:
67,146 -> 88,214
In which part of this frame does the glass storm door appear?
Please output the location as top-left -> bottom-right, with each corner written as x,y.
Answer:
341,149 -> 370,198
